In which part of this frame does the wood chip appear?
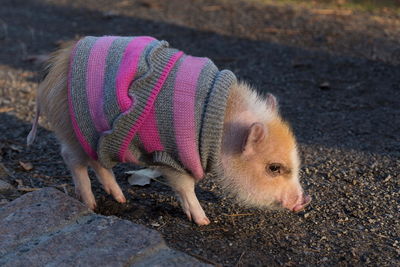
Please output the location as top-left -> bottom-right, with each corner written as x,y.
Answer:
15,179 -> 23,187
19,161 -> 33,171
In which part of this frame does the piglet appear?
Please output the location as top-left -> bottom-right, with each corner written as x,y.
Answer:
27,36 -> 310,225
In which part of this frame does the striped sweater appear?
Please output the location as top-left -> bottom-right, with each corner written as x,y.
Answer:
68,36 -> 236,179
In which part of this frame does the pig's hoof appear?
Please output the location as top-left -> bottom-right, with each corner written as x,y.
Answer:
104,184 -> 126,204
194,216 -> 211,226
115,195 -> 127,204
77,192 -> 97,210
84,200 -> 97,210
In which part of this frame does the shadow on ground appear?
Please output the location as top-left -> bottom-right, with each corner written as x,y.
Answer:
1,0 -> 399,155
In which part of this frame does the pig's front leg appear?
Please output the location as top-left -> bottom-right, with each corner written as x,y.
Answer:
89,160 -> 126,204
162,169 -> 210,226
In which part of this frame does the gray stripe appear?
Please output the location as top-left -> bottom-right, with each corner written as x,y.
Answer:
128,135 -> 144,163
103,37 -> 134,127
70,36 -> 99,155
199,70 -> 236,174
194,60 -> 219,169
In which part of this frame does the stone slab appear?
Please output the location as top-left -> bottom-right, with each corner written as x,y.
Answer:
0,187 -> 92,256
0,188 -> 211,266
0,214 -> 167,267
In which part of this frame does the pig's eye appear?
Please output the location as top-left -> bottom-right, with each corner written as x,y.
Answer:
267,163 -> 282,176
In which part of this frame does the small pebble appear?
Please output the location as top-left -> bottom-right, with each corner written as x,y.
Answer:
319,81 -> 331,90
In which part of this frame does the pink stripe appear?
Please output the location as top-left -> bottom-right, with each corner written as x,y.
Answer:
138,106 -> 164,152
86,36 -> 117,133
68,41 -> 97,159
116,36 -> 156,112
173,56 -> 207,179
118,51 -> 184,162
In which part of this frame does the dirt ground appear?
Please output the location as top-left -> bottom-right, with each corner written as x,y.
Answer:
0,0 -> 399,266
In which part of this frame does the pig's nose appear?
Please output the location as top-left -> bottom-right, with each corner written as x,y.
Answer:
292,194 -> 311,213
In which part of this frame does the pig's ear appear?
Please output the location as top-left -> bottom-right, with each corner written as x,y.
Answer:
242,122 -> 266,157
266,93 -> 278,113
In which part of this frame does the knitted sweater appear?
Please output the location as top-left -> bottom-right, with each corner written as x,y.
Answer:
68,36 -> 236,179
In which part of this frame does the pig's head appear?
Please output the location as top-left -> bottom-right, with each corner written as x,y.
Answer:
220,91 -> 311,213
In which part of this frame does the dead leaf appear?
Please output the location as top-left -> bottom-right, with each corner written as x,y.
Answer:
10,144 -> 22,152
313,9 -> 353,16
128,175 -> 151,186
202,5 -> 222,12
138,1 -> 161,9
19,161 -> 33,171
383,175 -> 392,182
0,107 -> 14,113
126,169 -> 162,186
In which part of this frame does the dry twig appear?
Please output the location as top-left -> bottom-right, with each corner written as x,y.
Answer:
222,213 -> 254,217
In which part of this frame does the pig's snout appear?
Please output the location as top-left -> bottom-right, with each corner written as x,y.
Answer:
291,194 -> 311,212
281,193 -> 311,213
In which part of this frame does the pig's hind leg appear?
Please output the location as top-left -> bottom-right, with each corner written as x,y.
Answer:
89,160 -> 126,204
60,143 -> 97,210
162,169 -> 210,226
61,143 -> 126,208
